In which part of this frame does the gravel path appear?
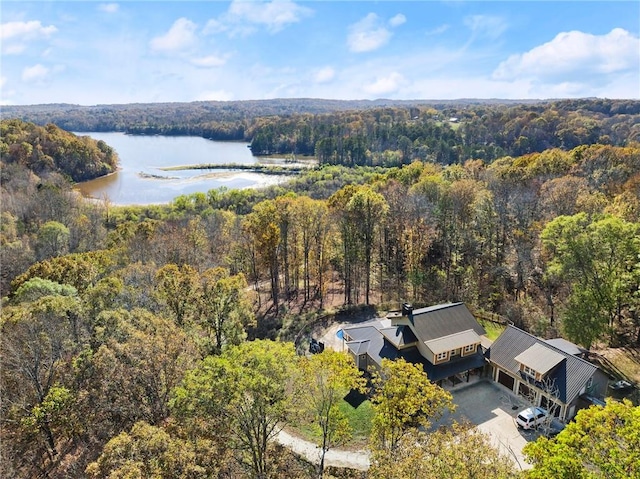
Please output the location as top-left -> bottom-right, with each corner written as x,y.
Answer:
275,429 -> 370,471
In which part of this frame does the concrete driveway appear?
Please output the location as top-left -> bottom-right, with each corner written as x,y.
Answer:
437,381 -> 537,471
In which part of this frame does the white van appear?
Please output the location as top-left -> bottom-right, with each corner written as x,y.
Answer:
516,407 -> 548,429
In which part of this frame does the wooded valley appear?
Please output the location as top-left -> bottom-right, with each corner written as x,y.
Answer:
1,98 -> 639,478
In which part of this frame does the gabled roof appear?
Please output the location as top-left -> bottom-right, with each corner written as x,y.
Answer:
514,343 -> 565,375
410,302 -> 486,342
378,325 -> 418,349
487,325 -> 598,404
344,323 -> 400,366
424,329 -> 481,355
544,338 -> 586,356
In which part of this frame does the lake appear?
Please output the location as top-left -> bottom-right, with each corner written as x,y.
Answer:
75,132 -> 297,205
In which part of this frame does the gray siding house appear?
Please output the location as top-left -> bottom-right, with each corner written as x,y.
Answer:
486,325 -> 609,421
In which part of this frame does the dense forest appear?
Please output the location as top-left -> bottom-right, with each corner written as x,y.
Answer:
4,98 -> 639,164
1,99 -> 640,478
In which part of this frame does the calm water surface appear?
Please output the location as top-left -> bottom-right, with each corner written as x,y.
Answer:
76,132 -> 291,205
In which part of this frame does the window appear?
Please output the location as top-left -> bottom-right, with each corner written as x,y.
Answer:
521,365 -> 536,377
451,348 -> 460,356
436,351 -> 448,361
464,344 -> 476,353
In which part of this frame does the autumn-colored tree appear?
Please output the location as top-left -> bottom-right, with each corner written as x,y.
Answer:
369,422 -> 518,479
1,295 -> 86,471
243,200 -> 282,312
155,263 -> 199,326
85,421 -> 206,479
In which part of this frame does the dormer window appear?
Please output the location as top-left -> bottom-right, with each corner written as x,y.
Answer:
464,344 -> 476,354
514,343 -> 565,381
436,351 -> 448,361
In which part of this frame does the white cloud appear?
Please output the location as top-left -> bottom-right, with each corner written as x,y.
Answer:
0,76 -> 6,89
426,24 -> 449,36
98,3 -> 119,14
389,14 -> 406,28
348,13 -> 391,53
149,18 -> 197,54
203,18 -> 227,35
0,20 -> 57,40
190,55 -> 229,68
364,72 -> 405,96
464,14 -> 507,40
493,28 -> 640,82
313,66 -> 335,83
22,64 -> 50,82
222,0 -> 313,34
195,89 -> 234,101
1,20 -> 57,55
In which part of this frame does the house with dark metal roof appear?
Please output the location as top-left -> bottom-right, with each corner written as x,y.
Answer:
342,302 -> 488,384
486,325 -> 609,421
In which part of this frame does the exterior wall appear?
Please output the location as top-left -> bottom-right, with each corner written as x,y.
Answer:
491,363 -> 570,421
416,341 -> 435,363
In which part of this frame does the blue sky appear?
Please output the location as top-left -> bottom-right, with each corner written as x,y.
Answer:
1,1 -> 639,105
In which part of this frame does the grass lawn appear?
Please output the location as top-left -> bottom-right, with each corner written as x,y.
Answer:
479,319 -> 505,341
295,399 -> 374,447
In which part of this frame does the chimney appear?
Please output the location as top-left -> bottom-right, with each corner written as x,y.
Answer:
402,302 -> 414,324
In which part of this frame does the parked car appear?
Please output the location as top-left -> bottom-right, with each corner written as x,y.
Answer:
516,407 -> 548,429
609,379 -> 633,392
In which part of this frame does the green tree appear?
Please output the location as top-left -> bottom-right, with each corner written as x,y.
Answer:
370,358 -> 454,454
35,221 -> 70,261
171,340 -> 298,479
524,399 -> 640,479
195,267 -> 253,355
541,213 -> 640,348
13,277 -> 77,303
298,350 -> 365,478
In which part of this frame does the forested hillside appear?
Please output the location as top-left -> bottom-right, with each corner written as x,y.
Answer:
0,119 -> 118,182
1,102 -> 640,478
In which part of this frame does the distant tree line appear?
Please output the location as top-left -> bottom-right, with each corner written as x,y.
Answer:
3,99 -> 638,168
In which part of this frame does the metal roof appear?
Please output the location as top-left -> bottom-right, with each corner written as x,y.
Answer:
514,343 -> 565,375
424,329 -> 481,355
544,338 -> 586,356
486,325 -> 599,404
410,302 -> 486,342
342,304 -> 488,380
343,325 -> 400,366
378,325 -> 418,348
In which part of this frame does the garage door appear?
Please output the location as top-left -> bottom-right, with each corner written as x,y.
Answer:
498,370 -> 515,391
